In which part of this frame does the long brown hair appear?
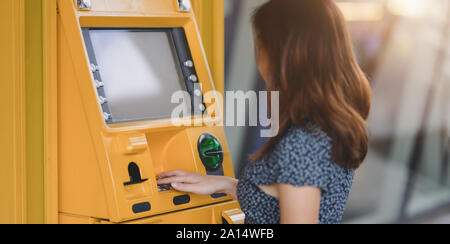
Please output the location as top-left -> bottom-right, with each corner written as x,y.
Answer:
251,0 -> 372,169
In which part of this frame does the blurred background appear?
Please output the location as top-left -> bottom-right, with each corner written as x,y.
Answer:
223,0 -> 450,224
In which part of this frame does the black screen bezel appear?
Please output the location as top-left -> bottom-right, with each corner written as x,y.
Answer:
82,27 -> 205,124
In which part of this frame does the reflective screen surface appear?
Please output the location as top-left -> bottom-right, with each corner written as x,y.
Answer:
89,29 -> 190,123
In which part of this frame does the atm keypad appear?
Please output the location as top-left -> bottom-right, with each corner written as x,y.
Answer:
157,184 -> 173,192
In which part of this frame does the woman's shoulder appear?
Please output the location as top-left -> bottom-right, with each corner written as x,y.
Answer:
276,123 -> 333,161
271,123 -> 349,187
246,123 -> 351,190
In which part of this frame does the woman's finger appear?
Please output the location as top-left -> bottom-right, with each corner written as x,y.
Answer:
157,175 -> 198,185
157,170 -> 188,179
171,182 -> 199,194
157,176 -> 186,184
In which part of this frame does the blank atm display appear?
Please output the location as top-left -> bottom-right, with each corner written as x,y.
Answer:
89,29 -> 190,123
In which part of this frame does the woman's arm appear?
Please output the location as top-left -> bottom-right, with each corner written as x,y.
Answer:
157,170 -> 239,200
277,184 -> 321,224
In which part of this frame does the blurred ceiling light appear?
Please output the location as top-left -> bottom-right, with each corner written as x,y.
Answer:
337,2 -> 385,22
387,0 -> 426,17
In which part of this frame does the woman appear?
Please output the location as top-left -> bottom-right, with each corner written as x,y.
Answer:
158,0 -> 372,224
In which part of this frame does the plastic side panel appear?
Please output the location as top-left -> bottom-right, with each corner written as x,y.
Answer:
192,0 -> 224,95
57,14 -> 109,219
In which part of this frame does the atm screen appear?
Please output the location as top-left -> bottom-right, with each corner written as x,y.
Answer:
83,28 -> 195,124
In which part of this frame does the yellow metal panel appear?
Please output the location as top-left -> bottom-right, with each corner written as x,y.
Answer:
43,0 -> 59,224
0,0 -> 26,224
25,0 -> 45,224
192,0 -> 224,95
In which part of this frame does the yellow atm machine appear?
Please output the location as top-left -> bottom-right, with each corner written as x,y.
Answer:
56,0 -> 242,224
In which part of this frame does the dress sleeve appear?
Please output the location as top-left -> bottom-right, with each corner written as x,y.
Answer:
275,134 -> 332,193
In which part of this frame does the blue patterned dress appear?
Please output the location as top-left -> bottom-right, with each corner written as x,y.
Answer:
237,123 -> 355,224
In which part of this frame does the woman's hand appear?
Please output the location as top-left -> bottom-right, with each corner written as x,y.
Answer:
157,170 -> 239,200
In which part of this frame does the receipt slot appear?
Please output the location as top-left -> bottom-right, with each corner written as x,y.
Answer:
57,0 -> 240,224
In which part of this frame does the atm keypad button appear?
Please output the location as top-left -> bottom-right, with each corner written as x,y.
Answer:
94,80 -> 104,88
103,112 -> 111,121
98,96 -> 107,105
184,60 -> 194,68
157,184 -> 173,192
173,194 -> 191,205
189,74 -> 198,82
132,202 -> 151,214
199,104 -> 206,112
90,63 -> 99,72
